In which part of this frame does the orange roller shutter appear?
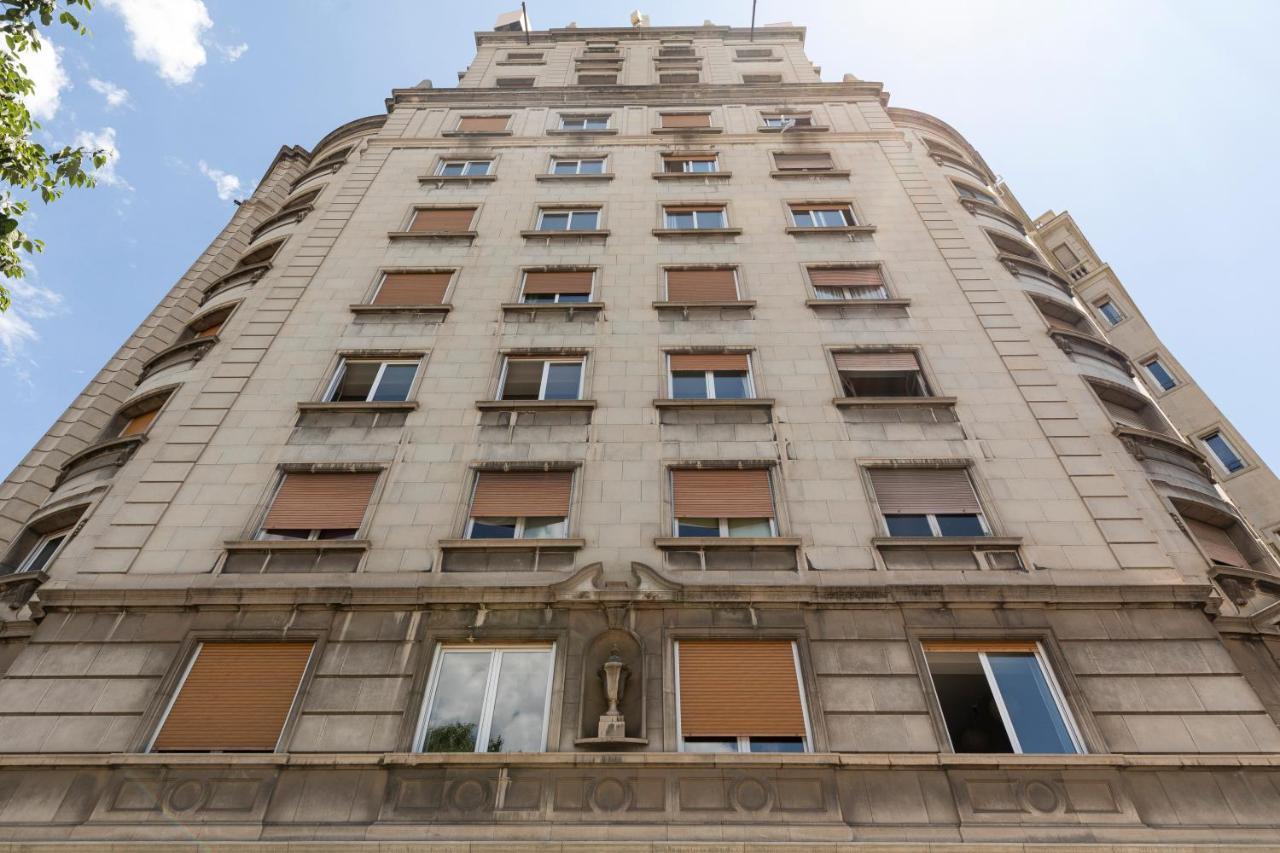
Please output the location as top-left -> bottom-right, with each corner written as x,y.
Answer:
118,408 -> 159,438
457,115 -> 510,132
409,208 -> 476,233
668,353 -> 749,372
374,272 -> 452,305
672,468 -> 774,518
833,351 -> 919,372
678,640 -> 806,737
262,472 -> 378,530
665,269 -> 738,302
471,470 -> 573,517
869,468 -> 981,515
523,270 -> 594,295
152,641 -> 313,751
808,267 -> 883,287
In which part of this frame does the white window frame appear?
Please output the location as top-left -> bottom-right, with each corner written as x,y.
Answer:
436,159 -> 492,177
519,271 -> 595,304
790,206 -> 855,228
549,157 -> 606,175
762,114 -> 813,128
663,207 -> 727,229
673,640 -> 812,753
498,356 -> 585,401
1200,430 -> 1247,474
323,358 -> 419,403
535,208 -> 600,231
1142,357 -> 1177,391
464,515 -> 569,540
15,527 -> 71,574
883,511 -> 990,538
925,644 -> 1085,755
813,284 -> 889,301
674,516 -> 779,538
666,356 -> 754,399
559,115 -> 610,131
663,156 -> 719,173
413,644 -> 556,754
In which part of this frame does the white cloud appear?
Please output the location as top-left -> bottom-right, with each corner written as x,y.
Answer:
18,37 -> 69,121
88,78 -> 130,108
0,271 -> 65,383
218,41 -> 248,62
197,160 -> 241,201
103,0 -> 212,84
73,127 -> 129,189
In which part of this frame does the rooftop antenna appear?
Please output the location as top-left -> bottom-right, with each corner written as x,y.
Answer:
749,0 -> 757,41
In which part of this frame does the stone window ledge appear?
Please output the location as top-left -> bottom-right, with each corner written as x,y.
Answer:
785,225 -> 877,237
651,127 -> 723,136
387,230 -> 477,242
501,302 -> 605,318
223,539 -> 371,553
417,174 -> 497,186
296,401 -> 419,414
439,538 -> 586,552
546,128 -> 619,136
654,537 -> 801,550
520,230 -> 610,240
651,172 -> 733,181
441,130 -> 513,138
653,300 -> 756,311
757,125 -> 831,133
653,398 -> 774,410
349,303 -> 452,315
871,536 -> 1022,551
771,170 -> 850,180
806,298 -> 911,310
476,399 -> 598,412
833,396 -> 956,408
535,173 -> 615,182
652,228 -> 743,238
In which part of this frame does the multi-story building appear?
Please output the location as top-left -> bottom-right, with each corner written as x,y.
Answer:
0,12 -> 1278,847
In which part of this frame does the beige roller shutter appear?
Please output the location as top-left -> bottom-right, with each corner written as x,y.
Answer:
457,115 -> 510,132
869,468 -> 981,515
666,268 -> 738,302
833,351 -> 919,372
775,152 -> 834,171
374,272 -> 452,305
668,353 -> 749,372
409,208 -> 476,233
471,470 -> 573,517
152,641 -> 313,752
262,472 -> 378,530
1185,517 -> 1248,568
522,270 -> 594,295
678,640 -> 806,737
661,113 -> 711,128
118,408 -> 159,438
672,468 -> 774,518
808,267 -> 883,287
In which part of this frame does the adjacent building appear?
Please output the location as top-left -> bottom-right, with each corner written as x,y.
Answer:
1,13 -> 1278,847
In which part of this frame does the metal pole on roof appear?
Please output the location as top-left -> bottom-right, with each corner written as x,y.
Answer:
749,0 -> 757,41
522,2 -> 531,44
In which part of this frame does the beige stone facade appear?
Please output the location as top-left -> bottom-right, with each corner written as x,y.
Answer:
0,17 -> 1278,850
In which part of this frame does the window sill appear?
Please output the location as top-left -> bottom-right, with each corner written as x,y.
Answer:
495,60 -> 547,66
651,171 -> 732,181
441,130 -> 513,138
651,127 -> 723,135
417,174 -> 497,186
223,539 -> 371,553
785,225 -> 876,237
520,229 -> 610,240
476,399 -> 598,411
653,299 -> 756,311
296,401 -> 419,414
654,536 -> 801,550
653,397 -> 774,410
501,302 -> 605,318
349,303 -> 452,315
871,536 -> 1021,550
439,538 -> 585,552
757,125 -> 830,133
652,228 -> 742,238
806,298 -> 911,310
771,170 -> 850,179
833,396 -> 956,408
546,128 -> 619,136
535,173 -> 615,182
387,230 -> 477,242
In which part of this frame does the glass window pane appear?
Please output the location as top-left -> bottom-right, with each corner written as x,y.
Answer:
552,160 -> 577,175
792,211 -> 814,227
331,362 -> 380,401
470,518 -> 517,539
936,514 -> 986,537
487,649 -> 552,752
689,159 -> 715,173
1204,433 -> 1245,472
557,292 -> 591,303
370,363 -> 416,402
522,293 -> 556,304
695,210 -> 726,228
1145,359 -> 1176,390
666,211 -> 695,229
522,517 -> 567,539
682,737 -> 739,752
540,212 -> 569,230
463,161 -> 491,176
502,360 -> 544,400
315,529 -> 358,540
439,162 -> 464,176
677,518 -> 719,537
542,362 -> 582,400
749,737 -> 805,753
568,211 -> 598,230
926,651 -> 1013,753
1098,301 -> 1122,325
671,371 -> 707,399
21,534 -> 66,573
885,515 -> 933,537
712,372 -> 750,399
727,518 -> 772,537
579,159 -> 605,174
422,651 -> 492,752
986,653 -> 1078,754
258,529 -> 313,540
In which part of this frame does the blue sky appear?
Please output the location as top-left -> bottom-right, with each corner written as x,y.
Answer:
1,0 -> 1277,479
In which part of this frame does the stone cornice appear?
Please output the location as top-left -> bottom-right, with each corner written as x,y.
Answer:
387,81 -> 884,111
474,24 -> 808,48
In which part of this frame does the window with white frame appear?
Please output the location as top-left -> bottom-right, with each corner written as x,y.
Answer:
808,267 -> 889,301
869,467 -> 990,538
499,356 -> 584,401
465,470 -> 572,540
923,642 -> 1084,754
668,352 -> 753,400
324,359 -> 419,403
1200,430 -> 1246,473
762,114 -> 813,128
12,528 -> 70,575
535,208 -> 600,231
671,468 -> 777,538
789,204 -> 855,228
1142,356 -> 1177,391
662,154 -> 718,173
436,159 -> 492,177
417,645 -> 554,753
559,115 -> 610,131
520,269 -> 594,304
1094,298 -> 1125,327
663,206 -> 727,229
550,157 -> 606,176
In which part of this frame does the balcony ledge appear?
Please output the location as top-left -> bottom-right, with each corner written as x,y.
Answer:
296,401 -> 419,414
500,302 -> 604,317
534,173 -> 615,182
871,536 -> 1022,550
653,397 -> 775,410
476,399 -> 597,411
785,225 -> 876,237
439,538 -> 585,552
654,537 -> 801,550
223,539 -> 371,553
652,227 -> 742,237
387,230 -> 477,241
349,303 -> 451,315
833,396 -> 956,408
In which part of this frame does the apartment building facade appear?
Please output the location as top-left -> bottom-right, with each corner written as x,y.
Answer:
0,14 -> 1279,848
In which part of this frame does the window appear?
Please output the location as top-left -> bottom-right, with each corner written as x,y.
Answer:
559,115 -> 610,131
535,208 -> 600,231
436,160 -> 492,177
1181,513 -> 1249,568
13,528 -> 70,574
668,353 -> 752,400
789,204 -> 855,228
495,76 -> 536,88
151,642 -> 313,752
954,183 -> 997,205
762,114 -> 813,128
324,358 -> 418,403
504,51 -> 543,62
869,467 -> 989,538
1034,298 -> 1088,334
499,356 -> 584,401
671,468 -> 777,538
735,48 -> 774,59
417,645 -> 553,753
1090,383 -> 1167,434
188,311 -> 227,340
1051,244 -> 1080,268
658,45 -> 695,58
809,267 -> 888,301
835,351 -> 928,397
521,270 -> 594,304
455,115 -> 510,133
1201,430 -> 1246,473
659,72 -> 699,84
665,268 -> 739,303
1094,298 -> 1125,327
466,470 -> 572,540
118,407 -> 160,438
371,271 -> 452,306
923,642 -> 1082,754
577,73 -> 617,85
742,73 -> 782,83
1142,357 -> 1177,391
660,113 -> 711,130
255,471 -> 378,541
663,206 -> 727,230
550,157 -> 606,176
408,207 -> 476,233
675,640 -> 809,753
774,152 -> 834,173
662,154 -> 718,173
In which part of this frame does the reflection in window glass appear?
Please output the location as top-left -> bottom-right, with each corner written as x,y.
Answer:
1203,431 -> 1245,473
17,532 -> 68,574
1143,358 -> 1177,391
543,362 -> 583,400
420,647 -> 553,754
727,518 -> 772,537
885,515 -> 933,537
986,653 -> 1079,754
936,514 -> 986,537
